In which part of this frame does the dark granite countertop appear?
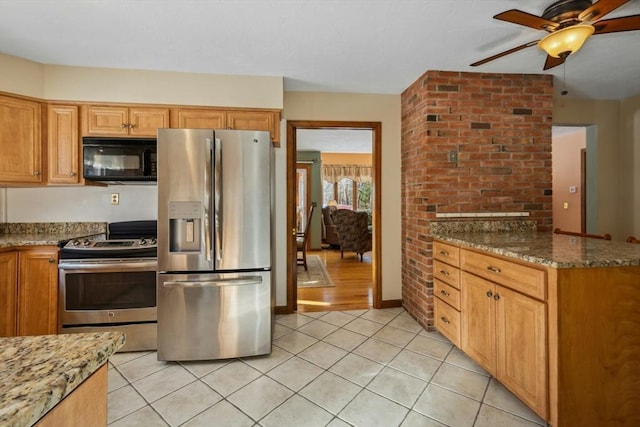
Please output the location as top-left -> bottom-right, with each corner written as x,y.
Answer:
0,332 -> 125,427
431,231 -> 640,268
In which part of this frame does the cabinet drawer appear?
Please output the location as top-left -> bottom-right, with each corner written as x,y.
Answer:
433,259 -> 460,289
433,241 -> 460,267
434,279 -> 460,310
434,298 -> 460,347
460,249 -> 546,300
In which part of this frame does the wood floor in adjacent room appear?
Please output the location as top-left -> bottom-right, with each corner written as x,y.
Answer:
297,248 -> 373,313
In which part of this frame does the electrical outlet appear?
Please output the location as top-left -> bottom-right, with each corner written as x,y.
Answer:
111,193 -> 119,205
563,202 -> 568,209
449,151 -> 458,162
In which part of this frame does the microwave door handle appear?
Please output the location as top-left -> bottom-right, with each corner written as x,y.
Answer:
214,137 -> 223,264
204,138 -> 213,263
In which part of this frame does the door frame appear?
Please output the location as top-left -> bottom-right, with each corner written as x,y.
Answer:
286,120 -> 382,313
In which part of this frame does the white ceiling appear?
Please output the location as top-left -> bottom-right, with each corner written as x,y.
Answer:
297,129 -> 373,153
0,0 -> 639,100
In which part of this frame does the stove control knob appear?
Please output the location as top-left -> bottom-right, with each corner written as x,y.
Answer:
82,239 -> 91,246
140,238 -> 147,246
72,239 -> 80,246
150,237 -> 157,245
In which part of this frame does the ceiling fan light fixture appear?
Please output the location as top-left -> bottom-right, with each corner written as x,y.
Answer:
538,24 -> 595,57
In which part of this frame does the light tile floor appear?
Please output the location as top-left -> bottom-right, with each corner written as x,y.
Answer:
107,308 -> 548,427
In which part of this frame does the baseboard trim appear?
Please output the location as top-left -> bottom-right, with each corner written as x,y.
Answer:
275,305 -> 291,315
379,299 -> 403,309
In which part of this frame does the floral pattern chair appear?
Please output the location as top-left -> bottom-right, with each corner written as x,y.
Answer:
332,209 -> 372,261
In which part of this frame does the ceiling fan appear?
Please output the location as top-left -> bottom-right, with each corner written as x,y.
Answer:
471,0 -> 640,70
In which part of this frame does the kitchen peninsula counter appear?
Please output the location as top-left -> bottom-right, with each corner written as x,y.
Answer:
430,229 -> 640,426
430,231 -> 640,268
0,332 -> 125,427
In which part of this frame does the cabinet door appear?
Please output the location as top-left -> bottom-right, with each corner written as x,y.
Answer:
48,105 -> 80,184
496,285 -> 548,419
17,249 -> 59,336
129,107 -> 170,136
87,106 -> 129,136
172,108 -> 225,129
461,272 -> 496,374
0,252 -> 18,337
226,110 -> 278,142
0,95 -> 42,183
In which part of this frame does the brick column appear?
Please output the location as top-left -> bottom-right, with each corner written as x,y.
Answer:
400,71 -> 553,329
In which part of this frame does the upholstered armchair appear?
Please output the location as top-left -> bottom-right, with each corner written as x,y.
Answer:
332,209 -> 372,261
321,206 -> 340,247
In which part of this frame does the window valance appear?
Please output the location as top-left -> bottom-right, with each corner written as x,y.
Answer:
322,164 -> 372,183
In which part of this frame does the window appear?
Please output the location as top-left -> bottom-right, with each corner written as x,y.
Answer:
323,177 -> 371,213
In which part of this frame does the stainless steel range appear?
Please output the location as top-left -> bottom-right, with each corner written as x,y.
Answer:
58,221 -> 157,351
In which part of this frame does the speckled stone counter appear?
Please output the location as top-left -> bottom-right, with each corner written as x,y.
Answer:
0,332 -> 125,427
431,231 -> 640,268
0,222 -> 106,249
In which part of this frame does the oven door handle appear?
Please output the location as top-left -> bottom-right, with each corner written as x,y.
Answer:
58,260 -> 158,270
163,277 -> 262,288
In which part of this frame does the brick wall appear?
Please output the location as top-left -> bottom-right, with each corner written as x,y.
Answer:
400,70 -> 553,329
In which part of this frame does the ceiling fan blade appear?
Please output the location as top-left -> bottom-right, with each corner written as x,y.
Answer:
593,14 -> 640,34
494,9 -> 558,30
470,41 -> 540,67
579,0 -> 629,21
543,55 -> 565,70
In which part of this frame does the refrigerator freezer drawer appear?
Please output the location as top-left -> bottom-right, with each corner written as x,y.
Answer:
157,270 -> 272,361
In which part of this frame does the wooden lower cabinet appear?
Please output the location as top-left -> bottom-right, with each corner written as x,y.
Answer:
0,247 -> 59,337
0,251 -> 18,336
461,266 -> 548,420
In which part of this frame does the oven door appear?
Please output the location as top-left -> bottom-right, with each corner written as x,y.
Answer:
58,259 -> 157,326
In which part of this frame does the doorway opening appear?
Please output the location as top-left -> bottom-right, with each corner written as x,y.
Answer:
286,121 -> 382,313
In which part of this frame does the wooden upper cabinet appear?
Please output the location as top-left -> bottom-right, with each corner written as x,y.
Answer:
16,248 -> 59,336
171,108 -> 225,129
170,108 -> 281,145
0,251 -> 18,337
0,95 -> 42,183
86,105 -> 169,137
48,105 -> 81,184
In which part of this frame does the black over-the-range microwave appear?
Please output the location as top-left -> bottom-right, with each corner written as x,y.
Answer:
82,137 -> 157,183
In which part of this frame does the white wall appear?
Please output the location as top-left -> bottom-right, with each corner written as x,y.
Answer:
4,185 -> 157,222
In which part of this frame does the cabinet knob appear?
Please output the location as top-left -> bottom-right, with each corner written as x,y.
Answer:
487,266 -> 501,273
34,171 -> 40,176
128,124 -> 135,129
494,293 -> 501,301
440,289 -> 450,297
121,123 -> 128,128
440,270 -> 449,276
69,171 -> 76,177
48,258 -> 55,263
439,250 -> 449,256
486,290 -> 493,298
440,316 -> 451,324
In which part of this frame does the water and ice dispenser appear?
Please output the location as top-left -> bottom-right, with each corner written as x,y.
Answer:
168,201 -> 202,252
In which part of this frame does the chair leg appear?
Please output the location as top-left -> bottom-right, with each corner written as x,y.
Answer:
340,250 -> 344,259
303,247 -> 308,271
359,253 -> 363,262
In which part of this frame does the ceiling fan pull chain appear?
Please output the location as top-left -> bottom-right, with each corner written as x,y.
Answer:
561,60 -> 568,96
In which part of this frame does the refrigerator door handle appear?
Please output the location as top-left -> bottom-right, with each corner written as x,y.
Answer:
204,137 -> 213,263
162,277 -> 263,288
214,137 -> 223,263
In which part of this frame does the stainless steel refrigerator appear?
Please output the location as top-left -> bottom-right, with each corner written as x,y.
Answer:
156,128 -> 273,361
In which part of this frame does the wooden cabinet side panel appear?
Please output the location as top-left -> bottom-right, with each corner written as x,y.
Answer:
35,364 -> 107,427
129,107 -> 170,136
16,249 -> 59,336
496,285 -> 548,419
0,95 -> 42,182
554,266 -> 640,427
47,105 -> 80,184
461,272 -> 496,374
0,252 -> 18,337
